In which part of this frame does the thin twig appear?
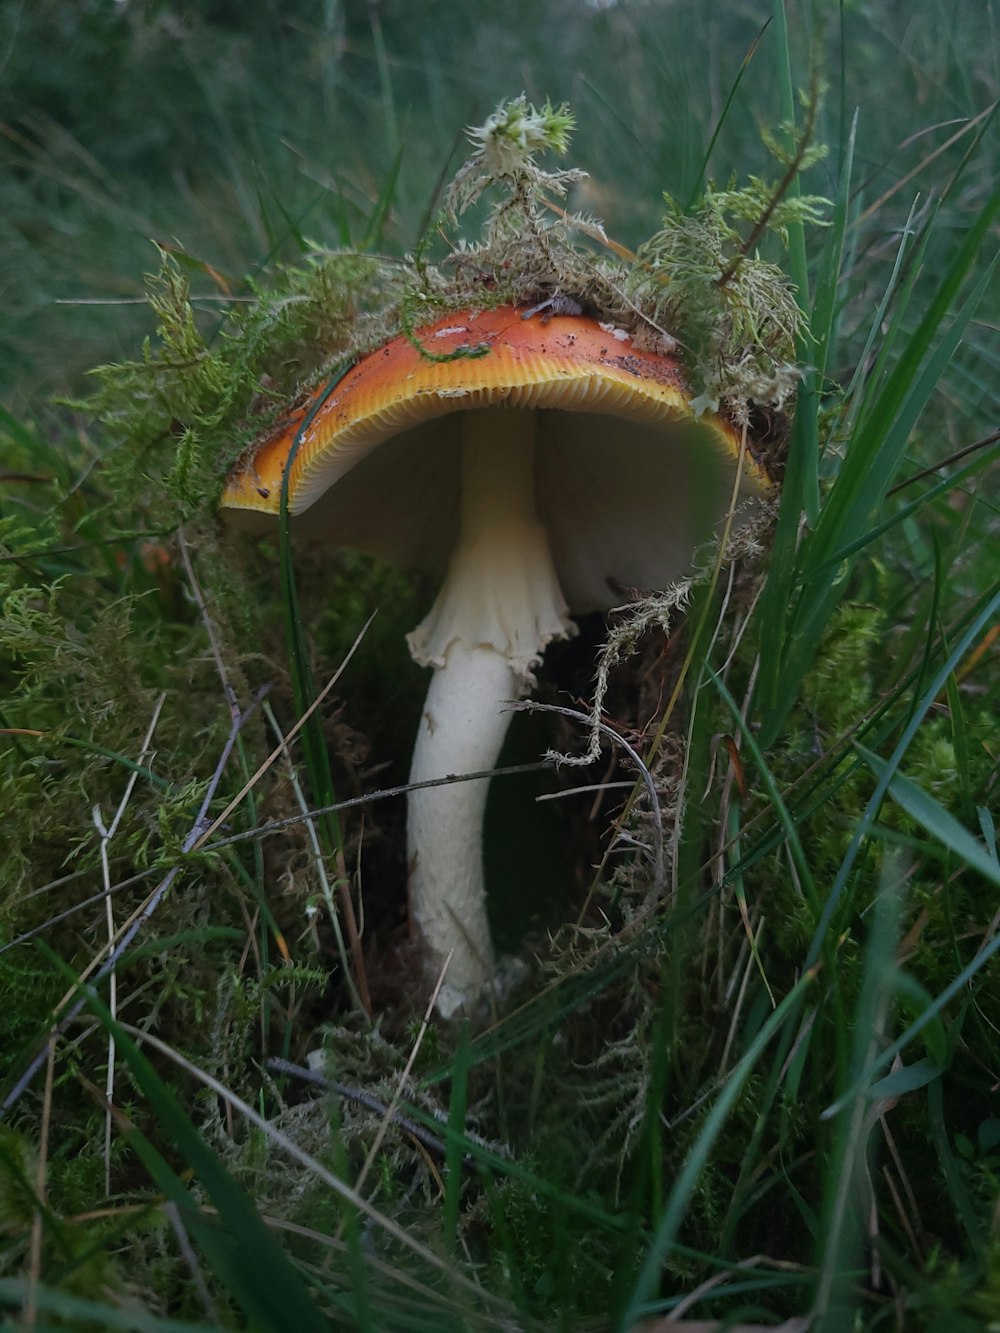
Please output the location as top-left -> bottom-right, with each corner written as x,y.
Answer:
266,1054 -> 502,1174
178,530 -> 239,725
24,1034 -> 55,1327
24,1037 -> 56,1328
193,760 -> 554,854
267,1057 -> 451,1161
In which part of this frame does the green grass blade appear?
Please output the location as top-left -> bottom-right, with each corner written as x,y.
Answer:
443,1020 -> 471,1251
804,581 -> 1000,969
707,665 -> 819,918
809,110 -> 856,388
754,126 -> 862,730
0,729 -> 169,788
686,17 -> 771,208
979,807 -> 997,863
757,163 -> 998,742
0,403 -> 50,457
807,253 -> 999,573
812,438 -> 1000,571
719,1006 -> 818,1256
754,399 -> 812,727
619,969 -> 814,1328
0,1279 -> 217,1332
360,144 -> 404,251
278,362 -> 354,858
812,855 -> 906,1329
368,3 -> 399,159
839,198 -> 929,439
868,1058 -> 943,1100
770,0 -> 811,320
825,919 -> 1000,1124
759,246 -> 998,745
927,1075 -> 986,1256
76,1007 -> 332,1331
771,0 -> 817,522
857,744 -> 1000,887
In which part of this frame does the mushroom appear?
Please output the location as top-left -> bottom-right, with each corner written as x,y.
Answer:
221,305 -> 772,1014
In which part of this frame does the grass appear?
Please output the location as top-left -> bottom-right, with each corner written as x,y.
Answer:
2,1 -> 999,1329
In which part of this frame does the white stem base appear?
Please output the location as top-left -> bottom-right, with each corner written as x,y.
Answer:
407,642 -> 519,1001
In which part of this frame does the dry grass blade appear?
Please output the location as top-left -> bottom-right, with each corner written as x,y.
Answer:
118,1024 -> 511,1317
92,691 -> 166,1195
162,1200 -> 221,1326
191,613 -> 376,853
335,954 -> 452,1240
263,701 -> 371,1016
852,100 -> 997,229
23,1038 -> 56,1328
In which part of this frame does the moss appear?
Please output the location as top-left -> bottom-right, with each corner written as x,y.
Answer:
75,93 -> 826,537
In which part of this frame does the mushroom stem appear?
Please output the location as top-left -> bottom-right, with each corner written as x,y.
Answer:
406,410 -> 573,1009
407,643 -> 517,997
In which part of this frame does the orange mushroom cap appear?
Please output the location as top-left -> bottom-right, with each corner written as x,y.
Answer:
221,305 -> 773,612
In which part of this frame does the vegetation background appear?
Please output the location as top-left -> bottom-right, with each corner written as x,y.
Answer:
0,1 -> 998,1330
